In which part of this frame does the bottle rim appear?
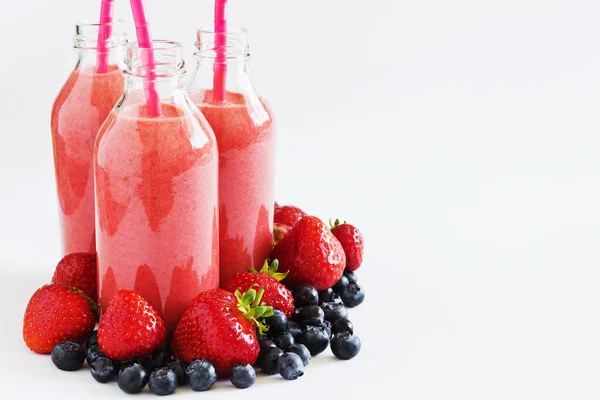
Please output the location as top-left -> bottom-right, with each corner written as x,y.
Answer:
74,20 -> 127,50
195,25 -> 250,59
125,40 -> 187,78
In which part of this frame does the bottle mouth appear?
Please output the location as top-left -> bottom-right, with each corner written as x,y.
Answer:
74,20 -> 127,49
125,40 -> 186,78
195,25 -> 250,59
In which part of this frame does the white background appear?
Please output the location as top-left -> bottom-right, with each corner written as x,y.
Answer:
1,0 -> 600,398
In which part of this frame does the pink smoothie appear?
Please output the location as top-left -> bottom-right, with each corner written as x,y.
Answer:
51,65 -> 124,255
191,90 -> 276,286
94,103 -> 219,333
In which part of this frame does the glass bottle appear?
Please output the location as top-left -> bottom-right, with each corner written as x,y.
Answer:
51,22 -> 126,255
94,41 -> 220,333
188,26 -> 276,285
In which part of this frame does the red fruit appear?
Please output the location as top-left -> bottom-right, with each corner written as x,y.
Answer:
271,216 -> 346,291
273,223 -> 290,245
22,284 -> 96,354
330,219 -> 364,272
172,288 -> 273,376
98,289 -> 166,361
52,253 -> 97,302
274,201 -> 281,211
274,205 -> 306,227
222,260 -> 294,317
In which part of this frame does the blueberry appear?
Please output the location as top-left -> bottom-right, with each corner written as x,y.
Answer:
51,341 -> 85,371
118,363 -> 148,394
286,321 -> 303,340
85,343 -> 106,365
340,283 -> 365,307
149,367 -> 178,396
321,302 -> 348,322
331,333 -> 361,360
143,342 -> 171,372
292,305 -> 324,326
332,318 -> 354,335
265,309 -> 288,335
90,357 -> 118,383
297,325 -> 330,356
85,330 -> 98,350
291,284 -> 319,308
167,360 -> 186,385
273,332 -> 295,351
277,353 -> 304,380
259,338 -> 278,353
331,292 -> 344,305
288,344 -> 311,366
186,359 -> 217,391
230,364 -> 256,389
343,270 -> 358,284
332,275 -> 350,293
318,288 -> 335,304
310,318 -> 332,337
118,360 -> 135,371
319,320 -> 333,339
257,347 -> 283,375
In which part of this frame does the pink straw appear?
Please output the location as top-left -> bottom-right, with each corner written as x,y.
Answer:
129,0 -> 161,117
213,0 -> 228,103
96,0 -> 115,73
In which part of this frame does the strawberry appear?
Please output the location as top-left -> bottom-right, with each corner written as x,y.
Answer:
222,259 -> 294,317
172,288 -> 273,376
272,216 -> 346,291
274,205 -> 306,227
97,289 -> 166,361
330,219 -> 364,272
52,253 -> 97,302
273,223 -> 290,245
22,284 -> 96,354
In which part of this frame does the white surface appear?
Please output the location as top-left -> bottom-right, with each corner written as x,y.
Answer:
1,0 -> 600,398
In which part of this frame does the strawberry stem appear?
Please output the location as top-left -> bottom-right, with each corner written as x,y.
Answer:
234,287 -> 274,335
253,287 -> 265,307
249,259 -> 288,282
329,218 -> 346,229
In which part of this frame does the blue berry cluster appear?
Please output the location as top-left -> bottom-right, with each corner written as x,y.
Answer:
256,269 -> 364,379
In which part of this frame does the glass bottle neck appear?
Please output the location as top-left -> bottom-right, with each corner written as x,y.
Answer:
72,21 -> 127,72
75,46 -> 126,70
189,56 -> 254,102
188,25 -> 260,101
126,73 -> 188,94
196,56 -> 251,77
121,41 -> 191,111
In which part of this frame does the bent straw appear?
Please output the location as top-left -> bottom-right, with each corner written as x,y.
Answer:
213,0 -> 228,103
96,0 -> 115,73
129,0 -> 161,116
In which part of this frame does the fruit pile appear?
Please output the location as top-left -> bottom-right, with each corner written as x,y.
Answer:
22,204 -> 365,395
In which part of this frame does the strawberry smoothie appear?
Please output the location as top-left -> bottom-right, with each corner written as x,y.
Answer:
190,90 -> 276,285
51,65 -> 124,255
95,103 -> 219,333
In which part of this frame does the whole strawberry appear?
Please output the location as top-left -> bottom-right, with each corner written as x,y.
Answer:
274,205 -> 306,227
223,260 -> 294,317
52,253 -> 97,302
330,219 -> 364,272
98,290 -> 166,361
272,216 -> 346,291
172,288 -> 273,376
23,284 -> 96,354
